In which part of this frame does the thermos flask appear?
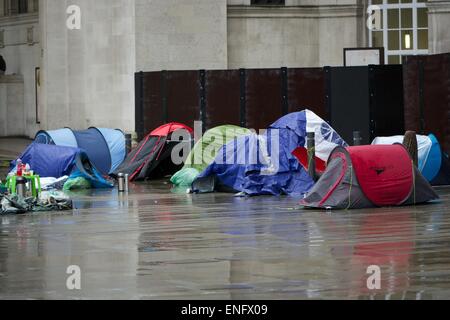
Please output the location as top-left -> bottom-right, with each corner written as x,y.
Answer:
124,174 -> 129,192
16,176 -> 27,197
117,173 -> 125,193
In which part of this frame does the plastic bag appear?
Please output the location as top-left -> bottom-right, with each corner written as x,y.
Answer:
170,168 -> 200,187
63,177 -> 92,191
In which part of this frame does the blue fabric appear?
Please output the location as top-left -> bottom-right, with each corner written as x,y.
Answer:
69,168 -> 113,189
197,112 -> 316,196
43,128 -> 78,147
422,134 -> 442,182
73,128 -> 112,175
34,128 -> 126,175
98,128 -> 126,173
11,143 -> 81,178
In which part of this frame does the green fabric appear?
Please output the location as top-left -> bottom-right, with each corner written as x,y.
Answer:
170,168 -> 200,187
63,177 -> 92,191
171,125 -> 251,186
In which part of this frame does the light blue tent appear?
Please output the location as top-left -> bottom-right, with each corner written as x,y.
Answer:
35,128 -> 126,175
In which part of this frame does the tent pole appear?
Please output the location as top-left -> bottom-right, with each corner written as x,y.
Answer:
403,131 -> 419,167
353,131 -> 362,146
307,132 -> 316,181
125,134 -> 132,155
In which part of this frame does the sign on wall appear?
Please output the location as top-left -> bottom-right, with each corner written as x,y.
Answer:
344,48 -> 385,66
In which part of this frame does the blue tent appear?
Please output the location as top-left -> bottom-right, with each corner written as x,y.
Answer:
193,110 -> 348,196
35,128 -> 126,175
11,143 -> 113,188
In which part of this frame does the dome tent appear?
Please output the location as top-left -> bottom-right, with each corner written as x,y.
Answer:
35,128 -> 126,175
171,125 -> 252,187
113,123 -> 193,181
301,145 -> 439,210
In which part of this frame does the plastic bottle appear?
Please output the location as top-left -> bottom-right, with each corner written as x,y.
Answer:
16,159 -> 23,176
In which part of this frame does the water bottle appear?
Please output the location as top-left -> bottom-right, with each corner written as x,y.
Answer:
16,159 -> 23,176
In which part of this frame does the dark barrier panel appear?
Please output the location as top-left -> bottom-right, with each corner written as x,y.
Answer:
142,72 -> 164,139
136,65 -> 404,142
245,69 -> 283,130
403,58 -> 421,138
135,72 -> 144,141
204,70 -> 241,130
328,65 -> 404,145
369,65 -> 405,139
404,53 -> 450,153
166,71 -> 201,129
329,66 -> 371,145
288,68 -> 328,120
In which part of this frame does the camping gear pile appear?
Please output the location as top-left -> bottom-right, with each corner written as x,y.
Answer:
0,127 -> 126,215
10,127 -> 126,191
1,157 -> 73,215
1,191 -> 72,215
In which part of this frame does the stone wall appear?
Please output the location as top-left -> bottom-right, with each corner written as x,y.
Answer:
227,1 -> 365,69
0,75 -> 25,137
135,0 -> 228,71
0,13 -> 40,137
428,0 -> 450,54
39,0 -> 136,133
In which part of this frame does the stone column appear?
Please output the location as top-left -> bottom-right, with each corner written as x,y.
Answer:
428,0 -> 450,54
0,0 -> 5,16
39,0 -> 136,132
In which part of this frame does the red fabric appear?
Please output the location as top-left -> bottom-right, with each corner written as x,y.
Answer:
348,145 -> 413,207
292,147 -> 327,174
150,123 -> 193,137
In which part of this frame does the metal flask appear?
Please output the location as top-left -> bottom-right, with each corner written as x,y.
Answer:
16,176 -> 27,197
117,173 -> 126,193
124,174 -> 129,192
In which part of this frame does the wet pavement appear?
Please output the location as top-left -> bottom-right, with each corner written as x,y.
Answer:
1,180 -> 450,300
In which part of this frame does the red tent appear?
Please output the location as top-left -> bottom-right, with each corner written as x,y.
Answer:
301,145 -> 439,209
150,123 -> 193,137
113,123 -> 193,181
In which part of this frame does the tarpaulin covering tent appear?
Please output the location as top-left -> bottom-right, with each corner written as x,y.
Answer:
10,143 -> 113,188
35,128 -> 126,175
193,110 -> 348,196
114,123 -> 193,181
171,125 -> 252,186
301,145 -> 439,209
373,134 -> 450,186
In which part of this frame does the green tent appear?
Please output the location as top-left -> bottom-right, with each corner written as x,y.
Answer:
171,125 -> 251,186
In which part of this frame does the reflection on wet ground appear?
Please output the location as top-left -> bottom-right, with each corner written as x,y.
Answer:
1,181 -> 450,300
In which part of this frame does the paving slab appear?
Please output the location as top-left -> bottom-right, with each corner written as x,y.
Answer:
1,181 -> 450,300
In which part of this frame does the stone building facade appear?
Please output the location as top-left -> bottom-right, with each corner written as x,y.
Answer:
0,0 -> 449,137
